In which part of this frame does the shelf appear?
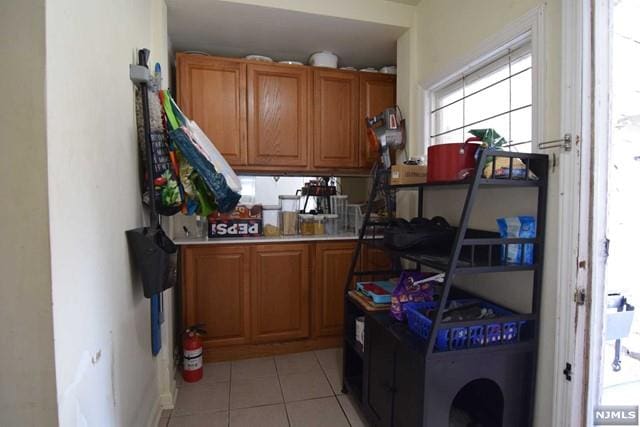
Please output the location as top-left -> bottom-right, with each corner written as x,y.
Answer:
364,239 -> 539,274
390,177 -> 542,190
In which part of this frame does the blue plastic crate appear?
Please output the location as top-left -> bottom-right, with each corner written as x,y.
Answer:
404,298 -> 530,351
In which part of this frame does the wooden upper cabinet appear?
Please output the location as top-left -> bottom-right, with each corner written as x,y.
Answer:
359,73 -> 397,168
176,54 -> 247,165
312,70 -> 359,169
313,241 -> 356,337
250,243 -> 310,343
247,64 -> 310,168
181,245 -> 251,347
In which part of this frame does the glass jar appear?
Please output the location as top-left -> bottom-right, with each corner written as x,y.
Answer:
262,205 -> 281,236
324,214 -> 339,235
279,195 -> 300,235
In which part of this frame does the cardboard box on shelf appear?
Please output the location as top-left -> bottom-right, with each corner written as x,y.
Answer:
208,204 -> 263,238
390,164 -> 427,185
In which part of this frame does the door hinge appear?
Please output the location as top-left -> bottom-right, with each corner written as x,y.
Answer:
603,237 -> 610,259
574,288 -> 586,305
563,362 -> 572,381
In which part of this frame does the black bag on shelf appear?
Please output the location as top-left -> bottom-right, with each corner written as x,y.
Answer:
383,216 -> 455,252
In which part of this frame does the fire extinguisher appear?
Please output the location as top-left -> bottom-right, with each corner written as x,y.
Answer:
182,324 -> 206,383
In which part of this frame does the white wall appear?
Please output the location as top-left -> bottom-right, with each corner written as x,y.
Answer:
46,0 -> 173,425
396,1 -> 563,426
0,1 -> 58,425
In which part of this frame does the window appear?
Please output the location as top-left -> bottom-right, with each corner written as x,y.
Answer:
430,41 -> 533,152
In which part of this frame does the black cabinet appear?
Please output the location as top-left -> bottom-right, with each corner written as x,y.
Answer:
393,344 -> 425,427
365,318 -> 395,426
363,317 -> 424,427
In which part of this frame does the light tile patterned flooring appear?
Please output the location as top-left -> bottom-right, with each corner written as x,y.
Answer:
159,347 -> 369,427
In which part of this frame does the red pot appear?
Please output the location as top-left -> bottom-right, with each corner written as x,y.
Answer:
427,138 -> 481,182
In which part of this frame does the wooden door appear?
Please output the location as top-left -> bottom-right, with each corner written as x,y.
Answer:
251,244 -> 310,343
176,54 -> 247,165
359,73 -> 396,168
181,245 -> 251,347
313,241 -> 356,337
365,317 -> 395,427
312,70 -> 359,168
247,64 -> 310,167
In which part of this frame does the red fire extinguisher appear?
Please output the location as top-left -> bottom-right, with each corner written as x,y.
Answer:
182,324 -> 206,383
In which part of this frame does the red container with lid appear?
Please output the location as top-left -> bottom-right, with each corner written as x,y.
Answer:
427,137 -> 482,182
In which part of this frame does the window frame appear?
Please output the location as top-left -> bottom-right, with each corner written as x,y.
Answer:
420,8 -> 545,155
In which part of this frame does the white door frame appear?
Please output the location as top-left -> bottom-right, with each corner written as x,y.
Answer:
554,0 -> 611,424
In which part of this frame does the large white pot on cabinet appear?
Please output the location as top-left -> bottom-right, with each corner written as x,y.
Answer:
309,51 -> 338,68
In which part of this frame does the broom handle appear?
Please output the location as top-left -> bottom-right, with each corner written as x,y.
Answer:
138,49 -> 159,229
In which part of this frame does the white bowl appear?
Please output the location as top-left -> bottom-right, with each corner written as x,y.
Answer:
379,65 -> 397,74
245,54 -> 273,62
309,51 -> 338,68
339,66 -> 356,71
278,60 -> 303,66
359,67 -> 378,73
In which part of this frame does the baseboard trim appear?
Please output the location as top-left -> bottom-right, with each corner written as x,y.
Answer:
203,335 -> 342,362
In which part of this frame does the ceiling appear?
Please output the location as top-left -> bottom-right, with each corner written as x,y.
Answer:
167,0 -> 408,69
386,0 -> 422,5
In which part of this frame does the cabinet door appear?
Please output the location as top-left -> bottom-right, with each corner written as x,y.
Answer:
251,244 -> 310,343
392,345 -> 424,427
247,64 -> 310,167
313,241 -> 356,337
362,245 -> 395,282
312,70 -> 359,168
177,54 -> 247,165
359,73 -> 396,168
182,245 -> 251,347
365,318 -> 395,427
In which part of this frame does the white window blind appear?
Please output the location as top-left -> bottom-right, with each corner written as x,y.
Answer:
430,41 -> 533,152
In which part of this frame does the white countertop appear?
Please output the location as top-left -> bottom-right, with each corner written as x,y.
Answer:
172,232 -> 361,245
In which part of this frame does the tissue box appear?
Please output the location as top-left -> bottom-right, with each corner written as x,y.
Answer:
390,164 -> 427,185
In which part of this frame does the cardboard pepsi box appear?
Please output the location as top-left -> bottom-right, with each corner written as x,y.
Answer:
208,204 -> 263,238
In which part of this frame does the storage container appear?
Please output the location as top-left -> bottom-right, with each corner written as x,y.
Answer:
404,298 -> 531,351
330,195 -> 348,231
279,195 -> 300,235
427,139 -> 481,182
262,205 -> 280,236
324,214 -> 339,235
299,214 -> 325,235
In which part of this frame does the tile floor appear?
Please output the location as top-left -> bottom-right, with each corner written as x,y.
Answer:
159,347 -> 370,427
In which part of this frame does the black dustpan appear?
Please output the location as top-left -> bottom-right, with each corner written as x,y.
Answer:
126,48 -> 176,298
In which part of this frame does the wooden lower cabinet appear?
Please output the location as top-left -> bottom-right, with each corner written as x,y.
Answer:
313,241 -> 357,337
181,241 -> 352,360
362,245 -> 394,281
181,245 -> 251,347
250,243 -> 310,343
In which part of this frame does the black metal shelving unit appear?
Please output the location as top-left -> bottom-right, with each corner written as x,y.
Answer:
342,149 -> 549,427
